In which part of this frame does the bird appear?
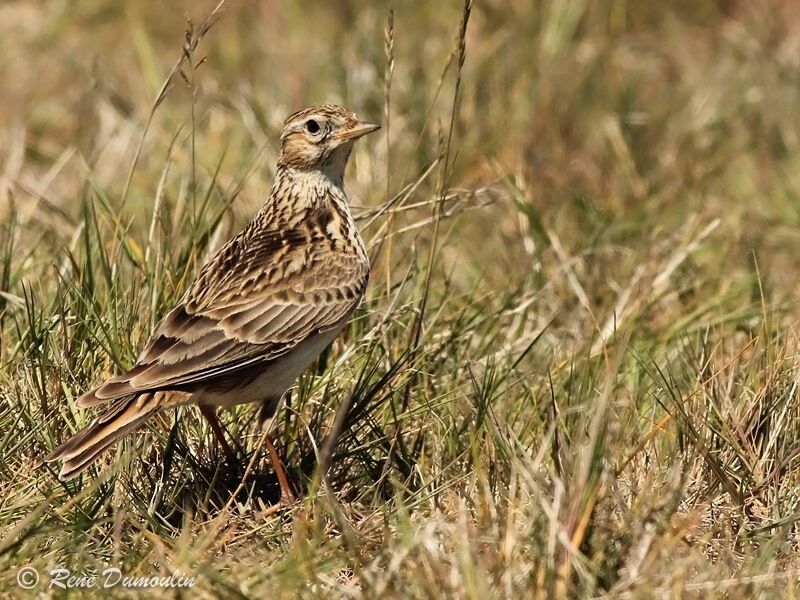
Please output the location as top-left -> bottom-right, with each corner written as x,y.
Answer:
45,104 -> 380,507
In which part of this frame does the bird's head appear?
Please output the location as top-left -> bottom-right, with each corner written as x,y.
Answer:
278,104 -> 380,179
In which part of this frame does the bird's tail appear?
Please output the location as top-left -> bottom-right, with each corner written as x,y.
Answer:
45,392 -> 164,481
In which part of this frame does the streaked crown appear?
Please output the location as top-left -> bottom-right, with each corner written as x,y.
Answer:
278,104 -> 380,174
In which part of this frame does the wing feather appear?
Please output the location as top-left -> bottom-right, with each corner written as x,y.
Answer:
90,221 -> 368,402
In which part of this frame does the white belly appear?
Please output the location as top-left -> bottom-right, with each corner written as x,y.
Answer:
191,326 -> 344,409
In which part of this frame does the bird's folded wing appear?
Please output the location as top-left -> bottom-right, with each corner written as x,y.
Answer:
82,228 -> 368,405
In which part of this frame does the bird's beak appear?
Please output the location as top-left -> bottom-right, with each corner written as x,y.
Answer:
334,120 -> 382,142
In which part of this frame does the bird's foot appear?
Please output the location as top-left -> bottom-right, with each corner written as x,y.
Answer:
259,490 -> 297,519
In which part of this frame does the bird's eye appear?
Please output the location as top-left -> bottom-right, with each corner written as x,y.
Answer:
305,119 -> 321,135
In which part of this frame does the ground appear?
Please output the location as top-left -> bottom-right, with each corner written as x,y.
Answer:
2,0 -> 800,598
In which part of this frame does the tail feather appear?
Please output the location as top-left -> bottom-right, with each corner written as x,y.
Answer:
75,385 -> 117,408
45,393 -> 162,481
74,387 -> 105,408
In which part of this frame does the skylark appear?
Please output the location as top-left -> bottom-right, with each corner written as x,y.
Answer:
46,105 -> 379,504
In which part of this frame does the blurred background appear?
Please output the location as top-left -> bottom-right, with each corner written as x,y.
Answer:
3,1 -> 800,308
3,1 -> 800,597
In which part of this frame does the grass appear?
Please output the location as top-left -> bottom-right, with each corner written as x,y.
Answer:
2,0 -> 800,597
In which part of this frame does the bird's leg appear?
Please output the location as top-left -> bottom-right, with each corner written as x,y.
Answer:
257,396 -> 296,516
263,434 -> 295,508
199,405 -> 239,465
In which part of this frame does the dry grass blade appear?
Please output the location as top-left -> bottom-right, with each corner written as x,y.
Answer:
3,1 -> 800,598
